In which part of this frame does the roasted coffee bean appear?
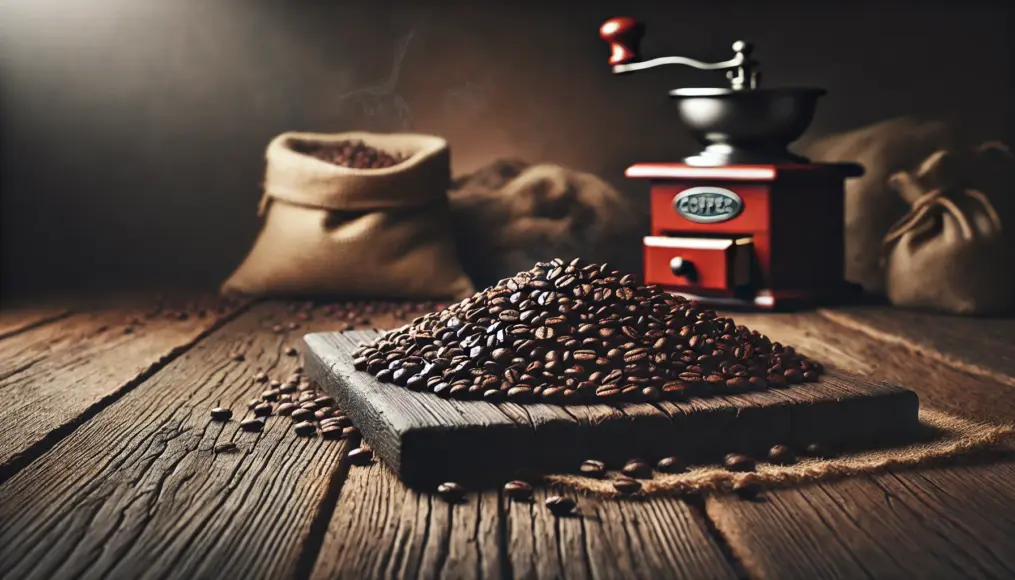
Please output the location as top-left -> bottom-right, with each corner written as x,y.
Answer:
291,408 -> 314,422
314,395 -> 335,407
437,482 -> 466,501
210,407 -> 233,421
247,398 -> 262,410
231,353 -> 246,362
579,459 -> 606,478
724,453 -> 756,472
353,259 -> 824,405
733,480 -> 762,500
213,442 -> 238,453
285,346 -> 298,356
613,477 -> 642,495
314,409 -> 333,420
253,402 -> 273,417
239,418 -> 264,432
768,444 -> 797,464
342,426 -> 360,438
804,442 -> 832,458
545,496 -> 576,516
621,459 -> 652,479
656,456 -> 684,474
348,447 -> 374,465
261,389 -> 280,402
253,372 -> 269,383
503,480 -> 534,500
276,402 -> 297,416
293,421 -> 316,436
321,425 -> 343,439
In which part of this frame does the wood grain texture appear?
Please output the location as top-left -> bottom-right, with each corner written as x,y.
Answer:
0,298 -> 244,477
706,460 -> 1015,580
705,309 -> 1015,580
820,306 -> 1015,388
311,456 -> 738,580
731,311 -> 1015,425
0,304 -> 71,339
306,330 -> 919,488
0,303 -> 355,580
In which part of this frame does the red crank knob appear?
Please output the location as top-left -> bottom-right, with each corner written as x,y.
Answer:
600,17 -> 644,65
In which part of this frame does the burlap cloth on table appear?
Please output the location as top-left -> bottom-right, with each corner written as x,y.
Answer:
544,409 -> 1013,497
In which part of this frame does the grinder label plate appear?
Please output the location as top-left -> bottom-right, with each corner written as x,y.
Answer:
673,187 -> 743,223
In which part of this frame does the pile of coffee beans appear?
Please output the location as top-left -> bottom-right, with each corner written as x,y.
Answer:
294,139 -> 406,170
353,258 -> 823,404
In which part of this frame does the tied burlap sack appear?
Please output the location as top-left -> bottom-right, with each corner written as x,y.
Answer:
448,160 -> 644,288
800,118 -> 962,294
882,142 -> 1015,315
222,131 -> 475,300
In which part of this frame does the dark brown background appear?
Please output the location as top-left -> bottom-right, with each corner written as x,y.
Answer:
1,0 -> 1012,299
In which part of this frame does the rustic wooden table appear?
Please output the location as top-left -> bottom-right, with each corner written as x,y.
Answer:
1,295 -> 1013,580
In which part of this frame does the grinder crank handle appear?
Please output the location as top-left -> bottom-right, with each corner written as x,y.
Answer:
599,17 -> 645,65
599,17 -> 759,90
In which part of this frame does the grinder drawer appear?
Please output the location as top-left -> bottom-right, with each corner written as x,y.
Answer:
643,236 -> 753,291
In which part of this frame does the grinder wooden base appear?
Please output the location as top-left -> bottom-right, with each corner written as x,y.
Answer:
305,330 -> 920,489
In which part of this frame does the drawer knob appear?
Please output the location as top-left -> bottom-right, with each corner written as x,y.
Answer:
669,257 -> 698,281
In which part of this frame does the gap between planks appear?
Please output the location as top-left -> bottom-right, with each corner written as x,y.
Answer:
0,298 -> 252,485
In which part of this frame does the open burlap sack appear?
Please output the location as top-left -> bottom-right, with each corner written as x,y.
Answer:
800,118 -> 962,294
448,160 -> 644,288
222,131 -> 475,300
882,142 -> 1015,315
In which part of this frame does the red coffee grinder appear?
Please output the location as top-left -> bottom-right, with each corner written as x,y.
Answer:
600,17 -> 863,309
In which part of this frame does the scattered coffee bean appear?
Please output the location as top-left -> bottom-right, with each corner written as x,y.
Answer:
293,421 -> 316,436
285,346 -> 298,356
213,442 -> 238,453
321,425 -> 343,439
354,259 -> 824,404
314,409 -> 333,420
723,453 -> 756,472
656,456 -> 684,474
253,402 -> 273,417
253,372 -> 268,383
579,459 -> 606,478
210,407 -> 233,421
437,482 -> 466,502
768,444 -> 797,464
733,480 -> 762,500
261,389 -> 280,402
291,408 -> 314,422
804,442 -> 832,458
231,353 -> 245,362
247,398 -> 262,410
276,402 -> 297,416
613,477 -> 642,495
503,480 -> 534,500
348,447 -> 374,465
342,426 -> 360,438
545,496 -> 576,516
314,395 -> 335,407
621,459 -> 652,479
240,418 -> 265,432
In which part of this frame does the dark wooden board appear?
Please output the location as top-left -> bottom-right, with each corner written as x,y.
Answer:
305,330 -> 921,489
0,304 -> 71,340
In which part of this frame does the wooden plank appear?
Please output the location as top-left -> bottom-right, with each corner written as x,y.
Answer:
705,460 -> 1015,580
0,303 -> 361,580
310,456 -> 738,580
0,297 -> 243,478
306,330 -> 920,488
820,306 -> 1015,388
730,311 -> 1015,425
705,310 -> 1015,580
0,304 -> 71,339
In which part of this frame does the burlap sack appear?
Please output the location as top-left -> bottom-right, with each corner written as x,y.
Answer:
800,118 -> 962,293
222,132 -> 475,300
448,160 -> 644,288
883,142 -> 1015,315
